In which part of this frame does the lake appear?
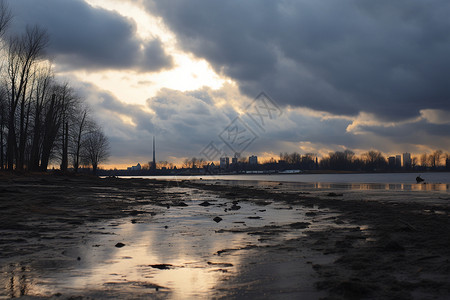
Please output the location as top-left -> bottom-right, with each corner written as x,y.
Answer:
121,172 -> 450,191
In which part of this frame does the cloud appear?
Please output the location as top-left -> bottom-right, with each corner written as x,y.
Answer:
420,109 -> 450,125
144,0 -> 450,121
77,82 -> 242,164
8,0 -> 173,72
73,78 -> 449,166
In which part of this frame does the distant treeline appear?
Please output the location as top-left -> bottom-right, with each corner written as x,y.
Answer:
0,2 -> 109,173
318,150 -> 449,171
100,149 -> 449,176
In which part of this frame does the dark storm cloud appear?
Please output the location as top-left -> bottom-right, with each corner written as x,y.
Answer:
145,0 -> 450,121
75,77 -> 449,162
358,120 -> 450,141
77,82 -> 236,160
8,0 -> 173,72
139,39 -> 174,72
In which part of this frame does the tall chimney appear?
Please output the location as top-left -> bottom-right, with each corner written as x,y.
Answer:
152,136 -> 156,170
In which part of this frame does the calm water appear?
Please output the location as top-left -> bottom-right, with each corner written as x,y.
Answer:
1,186 -> 330,299
123,172 -> 450,191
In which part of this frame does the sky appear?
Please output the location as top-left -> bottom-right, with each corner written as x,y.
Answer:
7,0 -> 450,168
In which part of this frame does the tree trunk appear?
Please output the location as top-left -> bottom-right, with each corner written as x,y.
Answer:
74,110 -> 87,173
29,112 -> 41,171
6,109 -> 16,171
0,121 -> 3,170
40,94 -> 59,172
61,121 -> 68,171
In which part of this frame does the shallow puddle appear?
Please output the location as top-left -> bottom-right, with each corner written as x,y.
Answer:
1,186 -> 327,299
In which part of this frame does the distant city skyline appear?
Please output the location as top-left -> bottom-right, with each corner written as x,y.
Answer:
7,0 -> 450,169
122,149 -> 448,171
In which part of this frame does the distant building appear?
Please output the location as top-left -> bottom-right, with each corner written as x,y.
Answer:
151,136 -> 156,170
220,157 -> 229,169
402,152 -> 411,168
232,153 -> 239,165
127,163 -> 141,171
388,156 -> 396,169
395,155 -> 401,169
249,155 -> 258,165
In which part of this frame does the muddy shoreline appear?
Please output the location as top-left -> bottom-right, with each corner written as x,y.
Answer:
1,175 -> 450,299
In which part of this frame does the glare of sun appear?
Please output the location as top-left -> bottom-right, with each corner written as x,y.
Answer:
79,0 -> 230,106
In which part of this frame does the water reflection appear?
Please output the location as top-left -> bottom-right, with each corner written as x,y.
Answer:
128,172 -> 450,191
0,187 -> 316,299
309,182 -> 450,191
200,180 -> 450,192
2,264 -> 29,298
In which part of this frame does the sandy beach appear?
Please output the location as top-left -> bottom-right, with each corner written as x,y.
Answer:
1,174 -> 449,299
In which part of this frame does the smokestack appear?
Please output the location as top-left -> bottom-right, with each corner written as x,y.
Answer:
152,136 -> 156,170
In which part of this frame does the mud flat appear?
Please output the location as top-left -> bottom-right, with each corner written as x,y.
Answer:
1,174 -> 449,299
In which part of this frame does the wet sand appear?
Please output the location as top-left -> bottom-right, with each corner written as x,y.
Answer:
1,174 -> 449,299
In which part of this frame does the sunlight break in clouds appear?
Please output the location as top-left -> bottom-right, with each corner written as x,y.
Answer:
81,0 -> 229,106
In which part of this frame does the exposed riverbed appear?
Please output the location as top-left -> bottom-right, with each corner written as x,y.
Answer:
1,174 -> 449,299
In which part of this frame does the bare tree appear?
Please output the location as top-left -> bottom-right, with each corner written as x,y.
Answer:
0,86 -> 7,169
182,158 -> 191,168
431,150 -> 443,168
28,63 -> 53,171
158,160 -> 169,169
362,150 -> 386,171
70,104 -> 92,172
82,127 -> 110,174
411,156 -> 418,169
6,25 -> 49,170
191,157 -> 198,168
420,153 -> 428,168
0,0 -> 11,39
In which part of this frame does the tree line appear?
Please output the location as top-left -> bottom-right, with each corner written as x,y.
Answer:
143,149 -> 449,173
0,2 -> 109,173
319,150 -> 449,171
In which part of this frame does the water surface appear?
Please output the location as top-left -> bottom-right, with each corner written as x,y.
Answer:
124,172 -> 450,191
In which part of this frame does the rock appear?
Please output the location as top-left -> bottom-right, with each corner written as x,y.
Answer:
217,249 -> 227,255
213,216 -> 223,223
199,201 -> 212,207
289,222 -> 310,229
207,261 -> 233,267
226,192 -> 238,197
150,264 -> 172,270
327,192 -> 343,197
230,204 -> 241,211
115,242 -> 126,248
